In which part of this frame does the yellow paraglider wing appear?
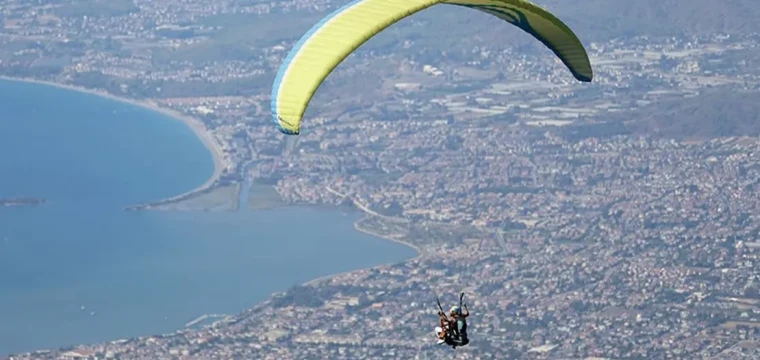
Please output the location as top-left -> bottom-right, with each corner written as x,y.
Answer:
271,0 -> 440,135
445,0 -> 593,83
271,0 -> 593,135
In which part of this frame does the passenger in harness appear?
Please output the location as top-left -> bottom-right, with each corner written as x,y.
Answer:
434,292 -> 470,349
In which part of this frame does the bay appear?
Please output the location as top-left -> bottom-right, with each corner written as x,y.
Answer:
0,79 -> 415,355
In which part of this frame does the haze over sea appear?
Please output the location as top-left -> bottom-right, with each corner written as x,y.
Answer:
0,79 -> 415,356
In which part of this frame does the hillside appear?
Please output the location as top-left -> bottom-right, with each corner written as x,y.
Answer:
416,0 -> 760,44
159,0 -> 760,64
150,0 -> 760,140
622,89 -> 760,140
544,0 -> 760,41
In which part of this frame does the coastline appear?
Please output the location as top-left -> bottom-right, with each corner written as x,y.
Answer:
0,76 -> 426,354
198,213 -> 424,332
302,214 -> 423,287
297,186 -> 424,286
183,212 -> 423,334
0,76 -> 225,200
0,74 -> 424,280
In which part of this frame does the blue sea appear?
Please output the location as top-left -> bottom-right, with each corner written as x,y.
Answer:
0,79 -> 416,355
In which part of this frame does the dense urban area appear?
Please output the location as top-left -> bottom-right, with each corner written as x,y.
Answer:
3,0 -> 760,359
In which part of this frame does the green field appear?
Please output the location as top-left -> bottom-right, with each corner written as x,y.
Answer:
248,184 -> 287,210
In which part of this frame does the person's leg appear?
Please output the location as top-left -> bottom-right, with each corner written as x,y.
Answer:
435,327 -> 446,344
438,319 -> 448,339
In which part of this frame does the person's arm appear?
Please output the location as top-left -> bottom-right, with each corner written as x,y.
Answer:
462,304 -> 470,317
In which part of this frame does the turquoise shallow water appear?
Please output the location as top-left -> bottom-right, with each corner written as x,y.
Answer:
0,79 -> 415,355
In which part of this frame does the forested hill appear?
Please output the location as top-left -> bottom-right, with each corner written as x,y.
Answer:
621,89 -> 760,140
543,0 -> 760,41
384,0 -> 760,47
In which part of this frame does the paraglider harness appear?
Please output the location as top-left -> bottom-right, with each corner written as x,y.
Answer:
435,292 -> 469,349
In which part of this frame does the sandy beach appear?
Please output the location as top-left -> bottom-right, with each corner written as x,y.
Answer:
0,76 -> 225,199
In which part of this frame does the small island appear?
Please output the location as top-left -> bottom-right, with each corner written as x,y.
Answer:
0,197 -> 46,207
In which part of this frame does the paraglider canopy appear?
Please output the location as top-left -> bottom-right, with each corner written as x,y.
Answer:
271,0 -> 593,135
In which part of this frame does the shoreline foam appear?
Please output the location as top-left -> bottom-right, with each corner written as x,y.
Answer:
0,76 -> 225,202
